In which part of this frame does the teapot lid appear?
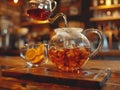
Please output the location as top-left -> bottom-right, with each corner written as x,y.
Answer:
54,28 -> 83,40
54,27 -> 83,33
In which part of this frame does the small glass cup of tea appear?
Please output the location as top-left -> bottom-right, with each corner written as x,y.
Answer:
20,43 -> 48,68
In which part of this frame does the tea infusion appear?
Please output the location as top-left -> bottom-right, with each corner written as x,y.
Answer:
27,8 -> 51,20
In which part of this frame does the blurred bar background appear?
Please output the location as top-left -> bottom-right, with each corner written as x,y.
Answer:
0,0 -> 119,59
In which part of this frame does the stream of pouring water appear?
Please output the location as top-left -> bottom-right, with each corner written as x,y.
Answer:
62,14 -> 68,27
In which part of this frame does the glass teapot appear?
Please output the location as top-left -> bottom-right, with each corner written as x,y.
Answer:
27,0 -> 67,24
48,28 -> 103,72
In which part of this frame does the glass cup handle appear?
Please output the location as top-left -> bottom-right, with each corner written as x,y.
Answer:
51,1 -> 57,12
83,28 -> 103,57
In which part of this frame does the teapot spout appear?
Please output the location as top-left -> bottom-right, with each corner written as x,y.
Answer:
48,13 -> 68,27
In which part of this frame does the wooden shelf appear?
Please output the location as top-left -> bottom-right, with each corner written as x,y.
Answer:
90,4 -> 120,10
90,16 -> 120,21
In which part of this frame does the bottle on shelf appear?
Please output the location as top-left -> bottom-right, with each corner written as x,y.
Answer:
1,29 -> 9,50
93,0 -> 98,6
113,0 -> 119,5
106,0 -> 112,6
99,0 -> 105,5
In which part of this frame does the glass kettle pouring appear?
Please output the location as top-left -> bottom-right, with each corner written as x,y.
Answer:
27,0 -> 67,24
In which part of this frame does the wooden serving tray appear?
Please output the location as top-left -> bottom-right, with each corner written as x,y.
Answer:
2,66 -> 111,88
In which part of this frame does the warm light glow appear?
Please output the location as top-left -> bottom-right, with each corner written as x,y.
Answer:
36,20 -> 50,24
33,20 -> 50,24
106,0 -> 111,6
113,0 -> 118,4
100,0 -> 104,4
106,11 -> 111,16
13,0 -> 18,4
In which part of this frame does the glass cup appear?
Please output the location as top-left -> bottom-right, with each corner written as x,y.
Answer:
20,43 -> 47,68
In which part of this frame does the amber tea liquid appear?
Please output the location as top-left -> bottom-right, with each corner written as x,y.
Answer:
48,47 -> 90,72
27,8 -> 51,20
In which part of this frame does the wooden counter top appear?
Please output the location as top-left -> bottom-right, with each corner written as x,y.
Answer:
96,50 -> 120,57
0,56 -> 120,90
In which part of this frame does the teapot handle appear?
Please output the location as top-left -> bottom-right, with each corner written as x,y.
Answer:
51,1 -> 57,12
83,28 -> 103,57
